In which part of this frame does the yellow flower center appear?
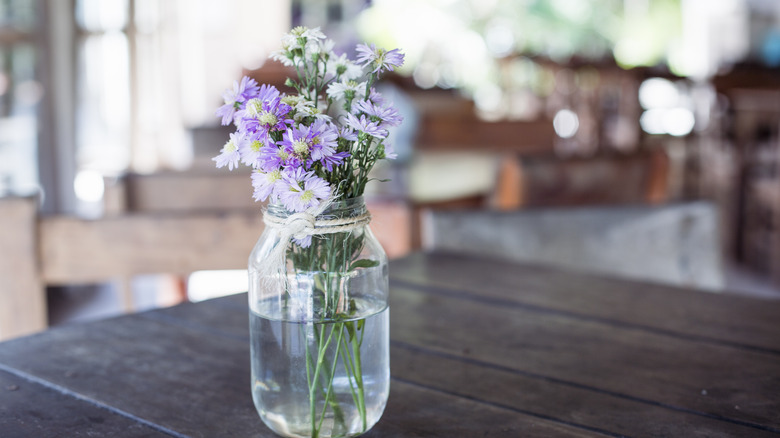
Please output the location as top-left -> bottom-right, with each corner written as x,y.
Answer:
282,95 -> 300,106
246,99 -> 262,117
250,140 -> 263,153
293,140 -> 309,155
277,149 -> 289,160
259,111 -> 278,126
300,190 -> 314,202
268,169 -> 282,182
224,139 -> 237,153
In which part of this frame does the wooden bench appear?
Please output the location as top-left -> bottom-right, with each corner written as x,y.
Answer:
0,173 -> 412,341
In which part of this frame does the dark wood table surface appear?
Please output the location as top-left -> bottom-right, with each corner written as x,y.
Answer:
2,251 -> 780,437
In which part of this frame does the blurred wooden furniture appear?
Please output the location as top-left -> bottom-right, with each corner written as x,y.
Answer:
494,148 -> 670,209
0,197 -> 46,341
712,64 -> 780,285
2,251 -> 779,436
0,172 -> 411,341
424,202 -> 724,290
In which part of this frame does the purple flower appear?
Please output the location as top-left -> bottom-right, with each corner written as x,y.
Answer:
367,88 -> 386,106
256,84 -> 280,102
241,96 -> 292,133
278,168 -> 331,213
239,133 -> 271,168
251,169 -> 283,202
354,100 -> 403,127
257,144 -> 290,172
212,132 -> 242,170
279,126 -> 313,160
215,76 -> 261,126
309,119 -> 339,161
345,113 -> 388,138
355,43 -> 404,74
337,126 -> 358,142
320,151 -> 350,171
382,142 -> 398,160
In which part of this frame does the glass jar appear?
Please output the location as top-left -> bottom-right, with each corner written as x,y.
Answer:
248,197 -> 390,438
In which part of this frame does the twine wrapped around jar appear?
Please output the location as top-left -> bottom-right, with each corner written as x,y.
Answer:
259,197 -> 372,286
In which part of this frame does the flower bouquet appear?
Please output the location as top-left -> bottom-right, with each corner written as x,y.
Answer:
213,27 -> 404,438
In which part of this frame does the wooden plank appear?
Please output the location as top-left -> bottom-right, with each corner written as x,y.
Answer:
0,309 -> 599,437
388,343 -> 779,438
39,211 -> 264,284
375,380 -> 601,437
0,369 -> 170,438
391,252 -> 780,352
416,115 -> 555,153
40,203 -> 409,285
125,171 -> 258,213
0,315 -> 269,437
0,196 -> 46,340
386,284 -> 780,430
143,296 -> 780,438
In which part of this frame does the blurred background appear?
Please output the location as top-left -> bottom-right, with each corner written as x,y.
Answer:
1,0 -> 780,335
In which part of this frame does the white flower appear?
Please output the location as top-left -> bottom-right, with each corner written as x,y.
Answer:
327,79 -> 366,101
270,49 -> 295,67
327,53 -> 363,80
308,38 -> 334,55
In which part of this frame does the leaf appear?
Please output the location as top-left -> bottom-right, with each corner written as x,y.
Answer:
349,259 -> 380,270
357,319 -> 365,332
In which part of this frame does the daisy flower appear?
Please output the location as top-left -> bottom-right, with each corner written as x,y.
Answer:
238,134 -> 269,168
308,119 -> 339,161
320,151 -> 350,172
279,168 -> 331,213
327,79 -> 366,101
337,126 -> 358,142
257,144 -> 290,172
215,76 -> 260,126
354,100 -> 403,127
345,113 -> 388,138
327,53 -> 363,80
381,142 -> 398,160
213,132 -> 243,170
355,43 -> 405,74
251,169 -> 284,202
270,49 -> 296,67
279,126 -> 314,160
243,97 -> 292,133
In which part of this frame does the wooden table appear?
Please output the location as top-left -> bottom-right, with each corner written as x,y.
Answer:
2,252 -> 780,437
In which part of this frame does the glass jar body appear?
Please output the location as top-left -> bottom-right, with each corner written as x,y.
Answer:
248,198 -> 389,438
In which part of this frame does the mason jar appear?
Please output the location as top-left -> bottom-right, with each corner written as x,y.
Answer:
248,197 -> 389,438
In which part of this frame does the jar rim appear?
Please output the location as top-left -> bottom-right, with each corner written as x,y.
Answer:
265,196 -> 366,218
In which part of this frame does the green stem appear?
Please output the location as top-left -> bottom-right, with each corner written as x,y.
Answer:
351,322 -> 367,430
339,336 -> 360,409
316,324 -> 345,432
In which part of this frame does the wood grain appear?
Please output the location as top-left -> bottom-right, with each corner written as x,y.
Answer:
2,252 -> 779,437
144,288 -> 774,437
0,304 -> 599,438
0,369 -> 171,438
390,252 -> 780,352
39,211 -> 264,284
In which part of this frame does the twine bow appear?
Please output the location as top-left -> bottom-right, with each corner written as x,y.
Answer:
259,197 -> 372,290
